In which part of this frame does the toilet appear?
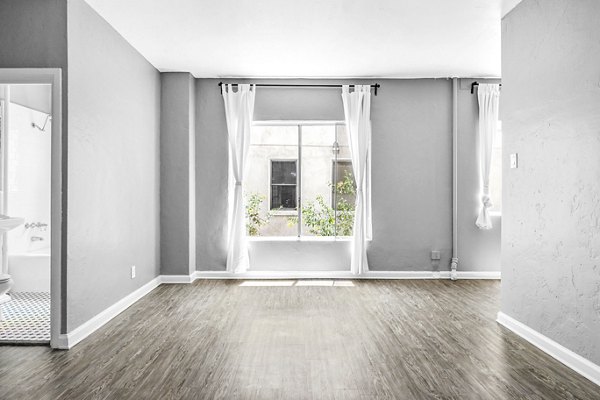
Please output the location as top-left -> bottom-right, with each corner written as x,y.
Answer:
0,274 -> 12,320
0,274 -> 12,297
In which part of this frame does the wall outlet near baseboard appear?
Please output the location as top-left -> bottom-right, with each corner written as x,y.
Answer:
131,265 -> 136,279
431,250 -> 441,260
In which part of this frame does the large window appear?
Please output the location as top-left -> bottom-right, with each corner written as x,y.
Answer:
245,122 -> 355,238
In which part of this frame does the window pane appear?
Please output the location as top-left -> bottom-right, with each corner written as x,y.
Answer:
332,160 -> 355,208
302,124 -> 335,146
246,125 -> 298,237
333,126 -> 355,236
300,125 -> 354,237
271,185 -> 297,209
271,161 -> 297,185
300,125 -> 336,237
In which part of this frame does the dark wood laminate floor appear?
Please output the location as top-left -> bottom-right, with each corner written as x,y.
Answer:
0,280 -> 599,399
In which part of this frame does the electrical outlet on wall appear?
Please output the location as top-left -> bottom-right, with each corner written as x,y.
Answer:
431,250 -> 441,272
131,265 -> 136,279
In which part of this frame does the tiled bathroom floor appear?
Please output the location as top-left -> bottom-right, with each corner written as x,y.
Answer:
0,292 -> 50,344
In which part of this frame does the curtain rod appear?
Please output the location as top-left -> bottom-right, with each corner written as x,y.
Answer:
471,81 -> 502,94
218,82 -> 380,96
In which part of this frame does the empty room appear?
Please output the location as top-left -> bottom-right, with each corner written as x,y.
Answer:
0,0 -> 599,398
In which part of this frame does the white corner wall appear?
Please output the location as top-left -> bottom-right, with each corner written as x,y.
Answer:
501,0 -> 600,366
66,0 -> 160,331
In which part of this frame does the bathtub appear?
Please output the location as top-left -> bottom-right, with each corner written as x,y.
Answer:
8,249 -> 50,293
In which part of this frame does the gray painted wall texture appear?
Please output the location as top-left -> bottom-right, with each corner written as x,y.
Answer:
195,78 -> 500,271
501,0 -> 600,364
67,0 -> 160,331
0,0 -> 67,69
160,73 -> 196,276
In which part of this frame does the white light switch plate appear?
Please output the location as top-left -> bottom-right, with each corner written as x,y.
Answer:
131,265 -> 136,279
510,153 -> 518,169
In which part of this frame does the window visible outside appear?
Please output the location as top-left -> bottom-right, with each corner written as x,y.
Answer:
489,121 -> 502,213
245,123 -> 356,238
270,160 -> 297,209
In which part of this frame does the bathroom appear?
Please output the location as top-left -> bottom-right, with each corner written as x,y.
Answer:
0,83 -> 51,343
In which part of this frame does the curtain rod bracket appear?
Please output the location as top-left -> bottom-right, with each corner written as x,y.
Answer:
471,81 -> 479,94
471,81 -> 502,94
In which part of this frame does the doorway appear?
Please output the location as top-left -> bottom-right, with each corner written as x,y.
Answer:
0,69 -> 62,347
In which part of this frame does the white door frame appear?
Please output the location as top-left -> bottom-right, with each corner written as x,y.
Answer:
0,68 -> 63,348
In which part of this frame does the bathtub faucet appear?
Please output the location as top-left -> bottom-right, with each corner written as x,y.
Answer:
25,222 -> 48,230
30,236 -> 44,242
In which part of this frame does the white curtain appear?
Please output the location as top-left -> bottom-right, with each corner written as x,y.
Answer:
222,84 -> 256,273
476,84 -> 500,230
342,85 -> 373,275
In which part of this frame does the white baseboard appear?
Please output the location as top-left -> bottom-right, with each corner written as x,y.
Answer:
195,270 -> 501,280
455,271 -> 501,279
160,274 -> 196,284
57,277 -> 162,349
497,312 -> 600,387
195,270 -> 354,279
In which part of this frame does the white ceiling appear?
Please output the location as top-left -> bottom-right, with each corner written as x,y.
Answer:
85,0 -> 522,79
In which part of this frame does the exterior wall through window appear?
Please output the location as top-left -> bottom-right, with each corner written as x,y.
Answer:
245,121 -> 356,238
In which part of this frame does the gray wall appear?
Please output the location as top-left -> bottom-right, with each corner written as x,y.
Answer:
501,0 -> 600,364
67,0 -> 160,331
195,79 -> 228,269
0,0 -> 67,70
195,78 -> 500,271
160,72 -> 196,276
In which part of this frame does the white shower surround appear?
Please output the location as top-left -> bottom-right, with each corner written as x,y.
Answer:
7,102 -> 52,255
4,99 -> 52,294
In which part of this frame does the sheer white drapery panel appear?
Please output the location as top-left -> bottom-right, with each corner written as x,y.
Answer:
222,84 -> 256,272
341,85 -> 373,274
476,84 -> 500,229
